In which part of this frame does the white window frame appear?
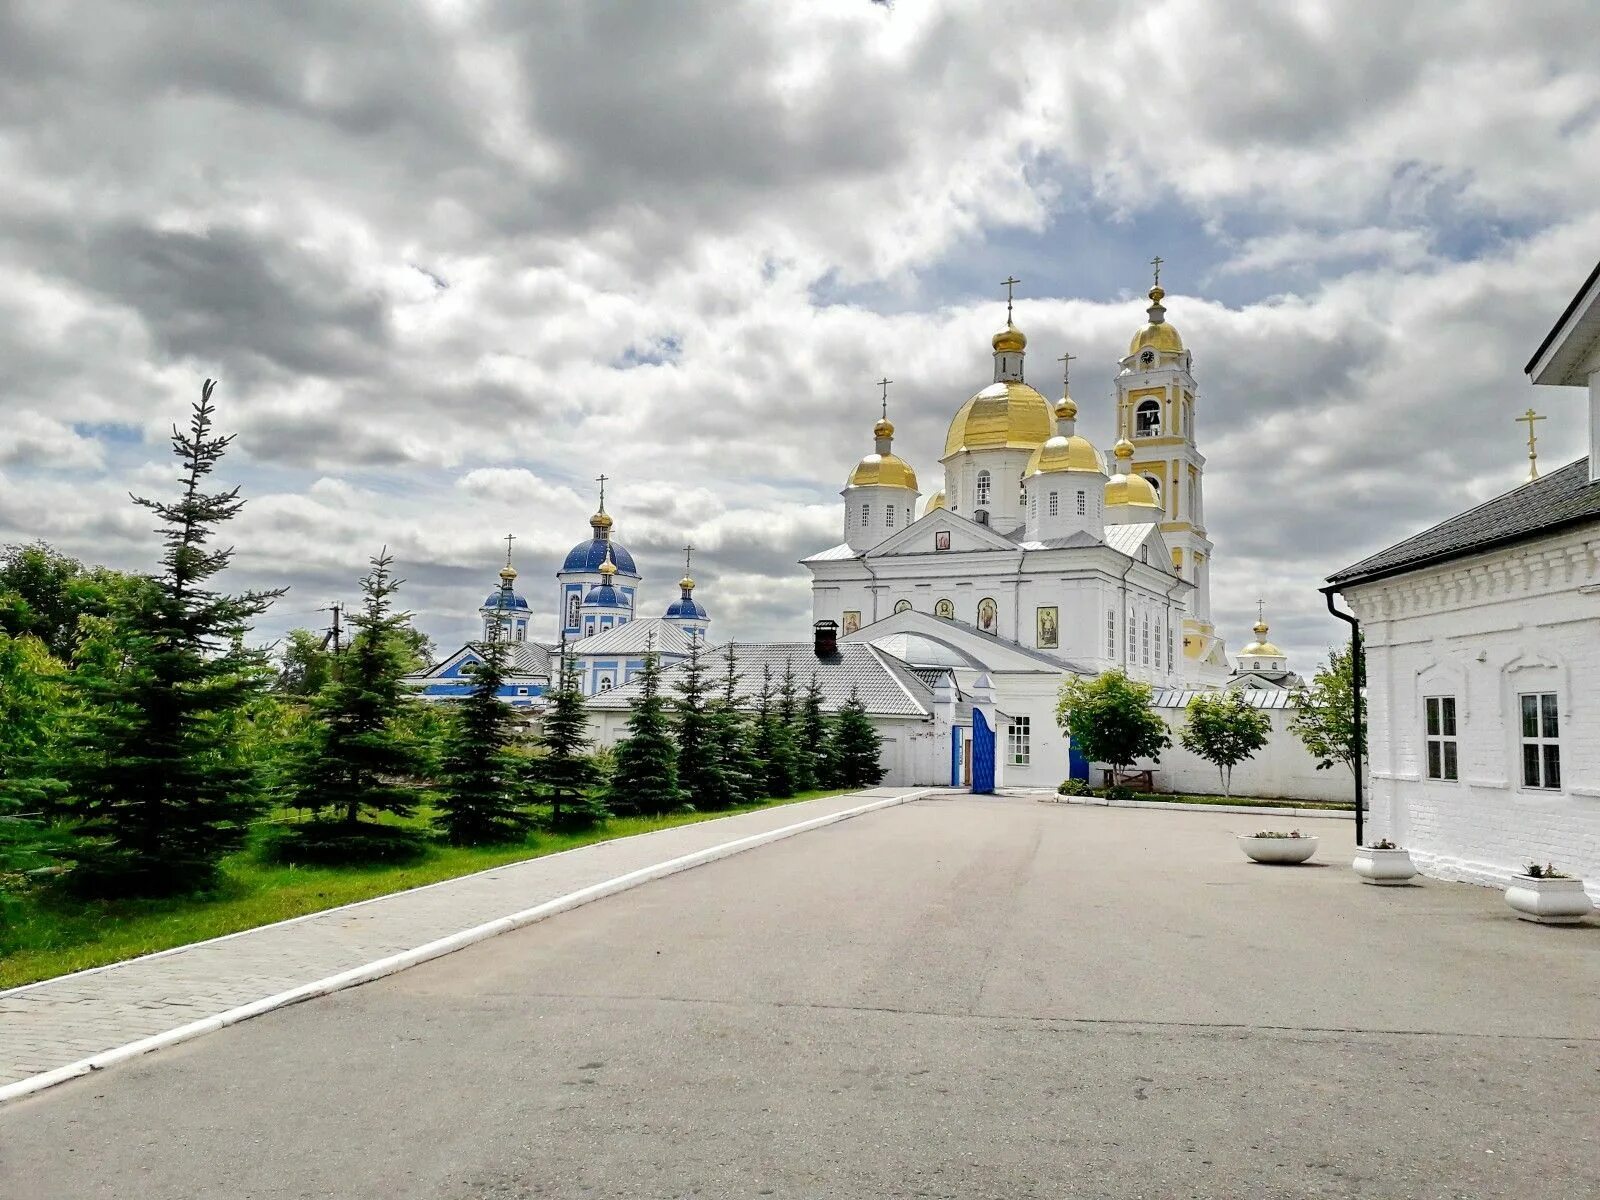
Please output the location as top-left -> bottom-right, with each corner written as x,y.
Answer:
1008,716 -> 1031,766
1048,491 -> 1059,517
886,505 -> 895,528
1424,696 -> 1458,782
861,502 -> 870,525
1519,692 -> 1561,790
976,470 -> 992,506
1141,613 -> 1151,666
1127,607 -> 1136,661
1076,490 -> 1086,515
1106,609 -> 1116,657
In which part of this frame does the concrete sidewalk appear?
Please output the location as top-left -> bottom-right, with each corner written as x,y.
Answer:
0,788 -> 926,1100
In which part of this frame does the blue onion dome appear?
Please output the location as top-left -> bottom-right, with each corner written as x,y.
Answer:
562,513 -> 639,574
582,582 -> 627,608
483,563 -> 530,610
664,572 -> 707,620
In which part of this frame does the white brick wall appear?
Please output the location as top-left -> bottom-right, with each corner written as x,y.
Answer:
1146,708 -> 1354,803
1343,522 -> 1600,899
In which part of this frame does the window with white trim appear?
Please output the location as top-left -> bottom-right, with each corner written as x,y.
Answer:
1141,613 -> 1150,666
1155,618 -> 1162,670
886,505 -> 895,528
1106,609 -> 1116,657
1424,696 -> 1458,781
1127,607 -> 1136,660
1167,624 -> 1175,666
1076,490 -> 1086,515
976,470 -> 992,506
1048,491 -> 1059,516
1519,692 -> 1560,790
861,503 -> 870,525
1008,716 -> 1031,765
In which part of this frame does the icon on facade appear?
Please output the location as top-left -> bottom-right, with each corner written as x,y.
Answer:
842,610 -> 861,634
977,597 -> 997,633
934,531 -> 952,551
1036,605 -> 1059,649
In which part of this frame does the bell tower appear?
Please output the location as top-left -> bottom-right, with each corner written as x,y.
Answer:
1115,258 -> 1224,679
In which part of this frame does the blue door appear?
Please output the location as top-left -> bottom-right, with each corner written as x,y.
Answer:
971,710 -> 996,794
1068,737 -> 1090,782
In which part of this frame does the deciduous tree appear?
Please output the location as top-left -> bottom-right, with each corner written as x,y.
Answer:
1180,690 -> 1271,797
1054,669 -> 1171,786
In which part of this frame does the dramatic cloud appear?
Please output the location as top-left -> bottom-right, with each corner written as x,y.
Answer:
0,0 -> 1595,667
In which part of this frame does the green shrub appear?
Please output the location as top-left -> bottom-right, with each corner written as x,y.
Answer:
1056,778 -> 1093,797
259,821 -> 428,866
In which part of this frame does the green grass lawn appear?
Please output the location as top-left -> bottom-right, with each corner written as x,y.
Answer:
1127,791 -> 1355,811
0,790 -> 848,990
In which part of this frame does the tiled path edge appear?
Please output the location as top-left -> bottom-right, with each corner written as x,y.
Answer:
0,788 -> 930,1105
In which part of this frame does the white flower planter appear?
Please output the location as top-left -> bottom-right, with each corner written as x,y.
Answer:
1238,834 -> 1318,864
1503,876 -> 1593,925
1351,846 -> 1418,885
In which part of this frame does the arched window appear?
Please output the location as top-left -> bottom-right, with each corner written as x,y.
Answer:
1143,474 -> 1162,503
1135,398 -> 1161,437
976,469 -> 991,506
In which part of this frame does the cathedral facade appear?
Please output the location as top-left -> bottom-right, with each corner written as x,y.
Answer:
804,280 -> 1232,695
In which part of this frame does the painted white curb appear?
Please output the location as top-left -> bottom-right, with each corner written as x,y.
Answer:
0,789 -> 930,1107
1039,794 -> 1355,820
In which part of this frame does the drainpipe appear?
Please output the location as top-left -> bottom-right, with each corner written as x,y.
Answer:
1117,553 -> 1136,672
861,555 -> 881,624
1011,548 -> 1026,642
1321,585 -> 1365,847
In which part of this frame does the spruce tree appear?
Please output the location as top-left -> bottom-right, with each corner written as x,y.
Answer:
58,380 -> 283,896
708,644 -> 756,807
779,659 -> 816,792
433,632 -> 530,845
607,649 -> 681,817
530,642 -> 604,832
831,687 -> 886,788
751,663 -> 797,800
282,549 -> 430,859
672,635 -> 729,810
799,672 -> 834,790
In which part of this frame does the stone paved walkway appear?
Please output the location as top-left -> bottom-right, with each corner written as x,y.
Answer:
0,789 -> 925,1095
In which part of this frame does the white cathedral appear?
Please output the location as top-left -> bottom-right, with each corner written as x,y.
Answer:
804,277 -> 1232,695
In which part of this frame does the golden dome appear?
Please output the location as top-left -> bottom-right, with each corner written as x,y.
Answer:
1128,286 -> 1184,357
848,452 -> 919,490
598,556 -> 618,578
1026,434 -> 1105,476
923,490 -> 946,515
1240,619 -> 1284,658
679,576 -> 695,592
590,510 -> 613,531
498,564 -> 518,582
1104,439 -> 1160,508
992,323 -> 1027,353
943,380 -> 1053,457
874,417 -> 894,439
1054,395 -> 1078,421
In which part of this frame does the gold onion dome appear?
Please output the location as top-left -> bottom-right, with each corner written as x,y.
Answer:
1241,619 -> 1284,658
498,564 -> 518,581
1104,438 -> 1160,508
598,556 -> 618,578
679,575 -> 695,591
590,509 -> 613,531
1054,395 -> 1078,421
848,452 -> 918,490
944,380 -> 1053,456
1128,285 -> 1184,357
874,416 -> 894,439
923,490 -> 946,515
1027,432 -> 1105,476
992,323 -> 1027,353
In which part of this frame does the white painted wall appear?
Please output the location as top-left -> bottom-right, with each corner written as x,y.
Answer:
1343,522 -> 1600,898
1143,708 -> 1354,803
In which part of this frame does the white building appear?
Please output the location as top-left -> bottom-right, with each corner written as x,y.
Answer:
1328,257 -> 1600,896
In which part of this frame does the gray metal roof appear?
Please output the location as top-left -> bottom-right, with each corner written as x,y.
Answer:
1327,457 -> 1599,588
1525,257 -> 1600,378
585,641 -> 934,718
1152,688 -> 1300,710
570,618 -> 695,658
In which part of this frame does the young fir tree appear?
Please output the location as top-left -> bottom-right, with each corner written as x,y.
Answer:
707,644 -> 756,808
672,635 -> 727,810
58,381 -> 283,896
799,672 -> 834,789
283,549 -> 430,857
750,663 -> 797,799
606,648 -> 681,817
531,642 -> 604,832
778,659 -> 817,793
433,627 -> 530,845
830,687 -> 885,788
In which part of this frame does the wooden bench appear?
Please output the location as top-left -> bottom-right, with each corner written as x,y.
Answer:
1100,768 -> 1154,792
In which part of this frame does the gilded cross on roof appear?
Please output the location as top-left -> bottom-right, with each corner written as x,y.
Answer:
594,473 -> 608,509
1000,275 -> 1021,322
683,543 -> 693,574
1150,255 -> 1164,288
1057,351 -> 1076,388
1517,407 -> 1546,481
503,532 -> 516,565
876,376 -> 892,420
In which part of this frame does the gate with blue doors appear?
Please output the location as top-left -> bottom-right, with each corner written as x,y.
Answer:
971,709 -> 996,794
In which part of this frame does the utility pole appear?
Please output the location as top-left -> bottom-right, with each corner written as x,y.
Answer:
322,602 -> 344,655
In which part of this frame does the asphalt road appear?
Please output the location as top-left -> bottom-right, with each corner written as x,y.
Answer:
3,795 -> 1597,1199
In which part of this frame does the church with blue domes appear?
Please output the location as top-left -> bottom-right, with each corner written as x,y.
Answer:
408,484 -> 711,707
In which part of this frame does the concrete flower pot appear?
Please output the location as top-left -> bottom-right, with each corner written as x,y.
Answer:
1238,834 -> 1318,864
1352,846 -> 1417,885
1504,876 -> 1593,925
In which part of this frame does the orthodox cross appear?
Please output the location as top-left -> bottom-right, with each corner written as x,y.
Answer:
1001,275 -> 1021,323
876,376 -> 893,420
1516,408 -> 1545,481
1150,255 -> 1164,289
594,473 -> 608,509
503,532 -> 516,566
1256,597 -> 1265,624
682,543 -> 694,576
1057,351 -> 1076,389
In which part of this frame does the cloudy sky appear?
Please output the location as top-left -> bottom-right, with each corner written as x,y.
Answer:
2,0 -> 1597,667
